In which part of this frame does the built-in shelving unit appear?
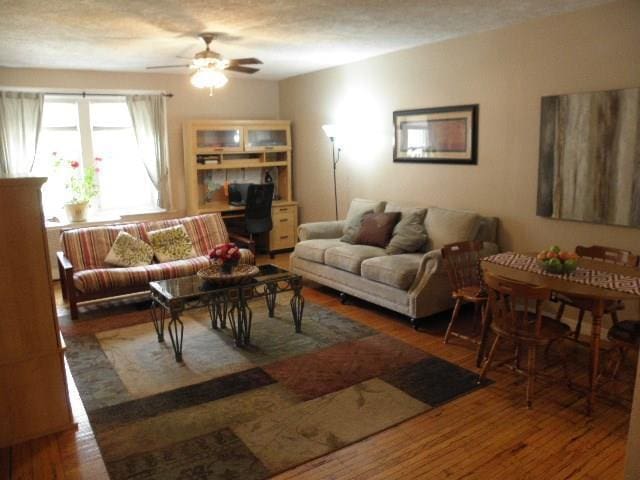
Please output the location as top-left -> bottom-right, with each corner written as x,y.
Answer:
182,119 -> 298,253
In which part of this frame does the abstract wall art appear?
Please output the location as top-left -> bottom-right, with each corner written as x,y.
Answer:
537,87 -> 640,228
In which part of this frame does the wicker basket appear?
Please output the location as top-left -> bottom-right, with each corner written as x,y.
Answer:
197,264 -> 260,286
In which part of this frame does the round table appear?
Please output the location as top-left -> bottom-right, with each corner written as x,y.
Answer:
481,255 -> 640,415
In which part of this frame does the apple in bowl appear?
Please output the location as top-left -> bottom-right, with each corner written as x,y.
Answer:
536,246 -> 579,274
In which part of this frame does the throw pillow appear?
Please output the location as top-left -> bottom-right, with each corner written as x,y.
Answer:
147,225 -> 197,262
104,231 -> 154,267
353,212 -> 401,248
341,209 -> 374,243
424,207 -> 481,250
386,210 -> 428,254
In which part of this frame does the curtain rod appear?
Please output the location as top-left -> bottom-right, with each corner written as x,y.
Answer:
43,91 -> 173,98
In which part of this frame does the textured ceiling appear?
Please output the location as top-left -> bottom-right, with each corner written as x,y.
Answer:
0,0 -> 612,80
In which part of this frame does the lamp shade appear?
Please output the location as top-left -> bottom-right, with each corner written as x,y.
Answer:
322,124 -> 338,140
190,68 -> 229,89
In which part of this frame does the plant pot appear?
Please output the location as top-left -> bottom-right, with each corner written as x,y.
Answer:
221,260 -> 239,274
64,202 -> 89,222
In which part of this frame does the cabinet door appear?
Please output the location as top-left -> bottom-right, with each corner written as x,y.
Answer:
194,126 -> 243,153
244,126 -> 290,152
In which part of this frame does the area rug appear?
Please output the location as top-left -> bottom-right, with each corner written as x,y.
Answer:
64,295 -> 489,479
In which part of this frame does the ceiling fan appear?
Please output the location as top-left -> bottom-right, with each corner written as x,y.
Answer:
147,33 -> 263,94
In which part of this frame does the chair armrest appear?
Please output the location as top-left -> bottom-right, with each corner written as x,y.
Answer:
229,232 -> 256,254
298,221 -> 345,241
57,250 -> 73,272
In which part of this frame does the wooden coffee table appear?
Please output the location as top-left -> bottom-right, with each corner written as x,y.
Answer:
149,264 -> 304,361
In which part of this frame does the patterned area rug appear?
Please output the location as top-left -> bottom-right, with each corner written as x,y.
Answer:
64,295 -> 489,479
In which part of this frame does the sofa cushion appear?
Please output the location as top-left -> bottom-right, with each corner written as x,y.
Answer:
73,256 -> 211,293
353,212 -> 401,248
341,198 -> 386,243
294,238 -> 343,264
361,254 -> 423,290
325,244 -> 387,274
148,225 -> 197,262
61,223 -> 149,271
424,207 -> 481,250
104,231 -> 154,267
145,214 -> 229,257
73,248 -> 255,294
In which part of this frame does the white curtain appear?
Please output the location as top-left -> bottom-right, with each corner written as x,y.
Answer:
126,94 -> 170,208
0,91 -> 44,176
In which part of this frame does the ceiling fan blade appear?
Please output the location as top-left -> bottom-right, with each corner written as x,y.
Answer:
225,65 -> 260,74
146,64 -> 190,70
229,57 -> 263,65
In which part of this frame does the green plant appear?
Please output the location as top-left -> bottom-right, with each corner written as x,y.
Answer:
53,153 -> 102,204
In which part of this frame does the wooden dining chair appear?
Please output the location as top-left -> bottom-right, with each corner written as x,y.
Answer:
606,320 -> 640,382
478,273 -> 571,408
442,241 -> 487,344
555,245 -> 639,340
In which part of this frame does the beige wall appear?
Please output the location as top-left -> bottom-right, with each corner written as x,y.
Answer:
279,0 -> 640,254
0,67 -> 280,213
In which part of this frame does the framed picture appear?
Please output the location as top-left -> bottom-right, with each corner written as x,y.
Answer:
393,104 -> 478,164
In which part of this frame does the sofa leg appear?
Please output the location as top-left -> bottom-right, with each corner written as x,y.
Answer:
410,317 -> 421,330
339,292 -> 348,304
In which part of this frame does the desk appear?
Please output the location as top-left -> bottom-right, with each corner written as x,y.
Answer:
481,255 -> 640,414
199,200 -> 298,254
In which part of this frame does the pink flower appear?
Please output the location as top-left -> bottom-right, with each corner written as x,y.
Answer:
94,167 -> 100,173
95,157 -> 103,162
70,160 -> 80,169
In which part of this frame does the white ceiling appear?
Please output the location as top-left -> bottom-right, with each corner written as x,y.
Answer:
0,0 -> 612,80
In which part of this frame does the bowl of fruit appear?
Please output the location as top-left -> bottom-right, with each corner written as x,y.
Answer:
536,246 -> 579,274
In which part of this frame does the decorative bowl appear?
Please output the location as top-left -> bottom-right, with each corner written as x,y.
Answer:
197,264 -> 260,286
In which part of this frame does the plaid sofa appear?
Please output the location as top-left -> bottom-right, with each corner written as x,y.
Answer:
57,214 -> 254,319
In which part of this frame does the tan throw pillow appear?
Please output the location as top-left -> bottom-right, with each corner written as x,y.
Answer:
104,231 -> 154,267
424,207 -> 480,250
386,210 -> 428,255
353,212 -> 401,248
147,225 -> 197,262
341,209 -> 374,243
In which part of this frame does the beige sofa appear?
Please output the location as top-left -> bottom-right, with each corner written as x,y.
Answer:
290,199 -> 499,327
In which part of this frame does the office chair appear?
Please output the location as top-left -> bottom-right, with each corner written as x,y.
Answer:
227,183 -> 275,256
245,183 -> 275,239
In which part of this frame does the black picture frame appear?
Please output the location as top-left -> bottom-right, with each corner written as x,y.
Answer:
393,104 -> 478,164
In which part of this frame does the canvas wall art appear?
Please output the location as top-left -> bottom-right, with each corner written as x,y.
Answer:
537,87 -> 640,228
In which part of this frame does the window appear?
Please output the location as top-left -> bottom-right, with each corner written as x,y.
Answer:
34,96 -> 157,219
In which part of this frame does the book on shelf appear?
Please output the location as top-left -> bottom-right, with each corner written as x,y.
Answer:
197,154 -> 221,164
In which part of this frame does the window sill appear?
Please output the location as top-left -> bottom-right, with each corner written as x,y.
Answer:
45,207 -> 177,230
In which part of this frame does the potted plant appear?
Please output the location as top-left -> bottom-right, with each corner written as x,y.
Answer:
54,153 -> 102,222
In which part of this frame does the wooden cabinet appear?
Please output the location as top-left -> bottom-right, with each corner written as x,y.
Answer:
270,203 -> 298,251
0,177 -> 74,447
183,119 -> 298,253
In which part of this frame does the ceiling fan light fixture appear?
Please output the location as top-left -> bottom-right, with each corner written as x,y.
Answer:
190,67 -> 228,89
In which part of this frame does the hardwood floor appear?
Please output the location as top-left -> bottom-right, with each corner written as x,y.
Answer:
0,253 -> 632,479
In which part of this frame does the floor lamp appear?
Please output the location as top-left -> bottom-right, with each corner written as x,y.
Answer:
322,124 -> 341,220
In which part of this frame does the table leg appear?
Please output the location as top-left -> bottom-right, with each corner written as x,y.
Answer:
229,298 -> 252,347
476,302 -> 491,368
167,312 -> 184,362
290,286 -> 305,333
265,283 -> 277,318
208,300 -> 227,330
150,299 -> 166,343
587,299 -> 605,416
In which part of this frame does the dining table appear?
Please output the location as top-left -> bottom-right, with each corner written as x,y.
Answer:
480,252 -> 640,415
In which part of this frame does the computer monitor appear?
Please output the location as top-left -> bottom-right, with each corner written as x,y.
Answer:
228,183 -> 252,206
